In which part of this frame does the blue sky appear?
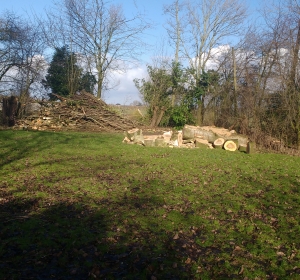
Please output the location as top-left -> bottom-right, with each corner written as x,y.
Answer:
1,0 -> 266,104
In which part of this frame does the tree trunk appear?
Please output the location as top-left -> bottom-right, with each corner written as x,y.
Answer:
232,47 -> 238,118
297,129 -> 300,150
97,70 -> 104,99
150,106 -> 159,127
2,96 -> 20,126
289,20 -> 300,149
155,107 -> 166,127
196,101 -> 202,126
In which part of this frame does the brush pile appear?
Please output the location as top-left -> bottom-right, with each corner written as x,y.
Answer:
14,91 -> 137,132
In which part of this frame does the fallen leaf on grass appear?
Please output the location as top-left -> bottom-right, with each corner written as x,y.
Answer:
185,257 -> 192,264
173,233 -> 179,240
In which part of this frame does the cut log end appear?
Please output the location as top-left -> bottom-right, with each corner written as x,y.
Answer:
213,138 -> 225,149
224,140 -> 237,151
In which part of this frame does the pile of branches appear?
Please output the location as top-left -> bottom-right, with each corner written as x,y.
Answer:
14,91 -> 137,132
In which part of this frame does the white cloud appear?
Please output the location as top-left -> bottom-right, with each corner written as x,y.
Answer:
104,65 -> 147,105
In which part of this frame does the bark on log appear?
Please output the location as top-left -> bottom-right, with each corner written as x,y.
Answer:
195,138 -> 211,148
155,137 -> 167,147
144,139 -> 155,147
247,142 -> 255,154
182,125 -> 217,142
238,145 -> 247,152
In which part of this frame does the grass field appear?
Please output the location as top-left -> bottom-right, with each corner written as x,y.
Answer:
1,130 -> 300,279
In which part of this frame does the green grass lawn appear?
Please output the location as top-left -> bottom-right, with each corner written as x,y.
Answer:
1,130 -> 300,279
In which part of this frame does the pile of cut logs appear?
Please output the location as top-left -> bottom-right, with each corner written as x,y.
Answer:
124,125 -> 254,153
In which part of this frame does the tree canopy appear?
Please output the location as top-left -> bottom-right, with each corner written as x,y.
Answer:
43,46 -> 96,99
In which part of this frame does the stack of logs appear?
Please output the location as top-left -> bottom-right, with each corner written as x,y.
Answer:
124,125 -> 254,153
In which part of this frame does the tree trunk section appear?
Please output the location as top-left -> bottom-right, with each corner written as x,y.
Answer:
213,138 -> 225,149
195,100 -> 205,126
125,128 -> 143,143
2,96 -> 20,126
224,140 -> 237,151
182,125 -> 217,143
232,47 -> 238,117
247,142 -> 256,154
289,20 -> 300,149
239,145 -> 247,153
150,106 -> 159,127
155,107 -> 166,127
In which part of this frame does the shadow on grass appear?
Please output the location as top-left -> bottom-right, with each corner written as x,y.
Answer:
0,194 -> 191,279
3,179 -> 298,279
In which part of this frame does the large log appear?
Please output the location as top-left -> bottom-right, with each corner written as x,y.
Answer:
239,145 -> 247,153
155,137 -> 167,147
195,138 -> 213,149
225,134 -> 248,147
125,128 -> 143,142
182,125 -> 217,143
144,138 -> 155,147
123,128 -> 145,145
163,131 -> 172,143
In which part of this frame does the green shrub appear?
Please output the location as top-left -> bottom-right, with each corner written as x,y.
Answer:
167,105 -> 195,129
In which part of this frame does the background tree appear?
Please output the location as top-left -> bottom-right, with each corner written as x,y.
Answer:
79,72 -> 97,94
45,0 -> 150,99
43,46 -> 82,99
0,12 -> 24,83
0,11 -> 46,101
164,0 -> 184,106
134,64 -> 173,127
284,1 -> 300,149
180,0 -> 246,125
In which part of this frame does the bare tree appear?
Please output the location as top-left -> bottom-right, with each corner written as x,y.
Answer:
181,0 -> 247,125
164,0 -> 184,63
164,0 -> 186,107
283,1 -> 300,149
45,0 -> 150,99
0,12 -> 24,83
184,0 -> 246,74
0,11 -> 47,101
